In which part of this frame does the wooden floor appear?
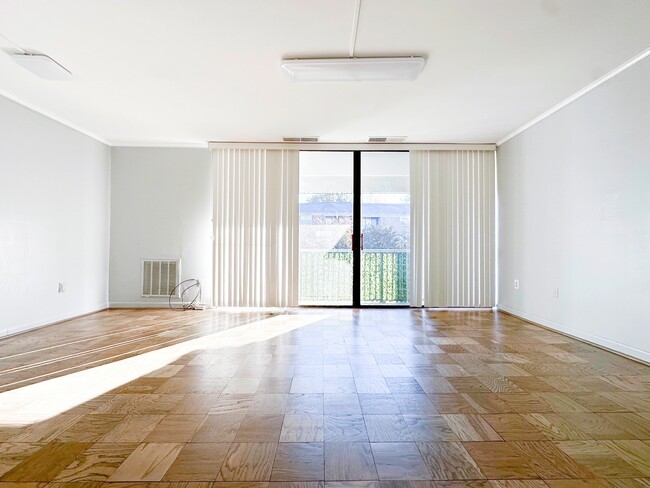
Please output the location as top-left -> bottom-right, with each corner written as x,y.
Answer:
0,308 -> 650,487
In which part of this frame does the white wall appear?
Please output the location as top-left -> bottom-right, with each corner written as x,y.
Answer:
109,147 -> 212,307
0,95 -> 111,336
497,57 -> 650,362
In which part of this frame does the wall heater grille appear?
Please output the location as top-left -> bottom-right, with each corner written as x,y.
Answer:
142,259 -> 180,297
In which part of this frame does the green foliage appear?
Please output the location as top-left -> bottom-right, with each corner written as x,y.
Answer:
333,225 -> 408,250
334,229 -> 352,249
363,225 -> 408,249
299,250 -> 409,304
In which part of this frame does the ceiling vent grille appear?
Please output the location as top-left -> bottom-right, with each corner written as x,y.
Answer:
142,259 -> 180,297
368,136 -> 407,143
283,136 -> 320,142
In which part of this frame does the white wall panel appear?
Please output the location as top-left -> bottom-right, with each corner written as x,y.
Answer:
0,95 -> 110,335
109,147 -> 212,307
498,56 -> 650,362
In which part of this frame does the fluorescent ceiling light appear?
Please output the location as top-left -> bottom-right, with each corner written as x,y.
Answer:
12,53 -> 72,80
282,57 -> 425,82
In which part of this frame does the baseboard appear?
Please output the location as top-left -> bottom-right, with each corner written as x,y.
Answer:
0,303 -> 109,339
497,304 -> 650,365
109,301 -> 172,308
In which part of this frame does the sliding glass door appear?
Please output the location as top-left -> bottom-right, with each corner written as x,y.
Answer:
361,152 -> 410,305
299,151 -> 409,306
299,152 -> 354,305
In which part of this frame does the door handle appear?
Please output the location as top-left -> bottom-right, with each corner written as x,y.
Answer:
360,233 -> 364,251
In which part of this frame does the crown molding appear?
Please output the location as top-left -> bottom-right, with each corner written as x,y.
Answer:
9,45 -> 649,151
497,46 -> 650,146
0,88 -> 110,145
110,141 -> 208,148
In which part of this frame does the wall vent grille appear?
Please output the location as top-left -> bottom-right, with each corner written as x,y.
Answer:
282,136 -> 320,142
142,259 -> 180,297
368,136 -> 407,143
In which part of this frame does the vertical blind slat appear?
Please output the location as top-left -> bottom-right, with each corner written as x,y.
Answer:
213,148 -> 299,307
409,150 -> 496,307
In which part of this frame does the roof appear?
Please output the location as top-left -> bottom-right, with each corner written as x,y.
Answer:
300,202 -> 409,216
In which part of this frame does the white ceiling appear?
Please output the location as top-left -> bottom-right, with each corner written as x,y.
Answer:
1,0 -> 649,146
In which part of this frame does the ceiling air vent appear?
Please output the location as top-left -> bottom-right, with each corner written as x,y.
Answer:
368,136 -> 407,143
142,259 -> 180,297
283,136 -> 320,143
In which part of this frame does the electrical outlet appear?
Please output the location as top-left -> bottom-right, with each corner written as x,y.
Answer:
58,282 -> 65,293
553,287 -> 560,299
514,279 -> 520,290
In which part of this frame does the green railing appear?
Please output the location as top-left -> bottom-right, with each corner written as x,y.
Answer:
361,250 -> 409,304
299,250 -> 409,305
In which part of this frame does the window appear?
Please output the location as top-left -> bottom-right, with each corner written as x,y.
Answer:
363,217 -> 381,227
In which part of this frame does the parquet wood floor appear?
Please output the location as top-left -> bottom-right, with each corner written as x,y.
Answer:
0,307 -> 649,487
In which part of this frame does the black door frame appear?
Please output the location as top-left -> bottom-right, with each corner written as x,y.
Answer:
352,150 -> 362,307
301,149 -> 409,308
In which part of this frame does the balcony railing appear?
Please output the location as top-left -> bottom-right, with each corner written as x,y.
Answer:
299,249 -> 409,305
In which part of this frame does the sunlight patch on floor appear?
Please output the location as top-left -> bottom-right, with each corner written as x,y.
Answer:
0,313 -> 327,426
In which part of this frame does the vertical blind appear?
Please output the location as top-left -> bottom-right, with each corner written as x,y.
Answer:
213,148 -> 299,307
410,150 -> 496,307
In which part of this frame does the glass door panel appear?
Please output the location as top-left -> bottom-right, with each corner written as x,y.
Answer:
299,152 -> 354,305
361,152 -> 410,305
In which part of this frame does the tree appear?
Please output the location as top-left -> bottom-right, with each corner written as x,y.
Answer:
362,225 -> 408,249
333,229 -> 352,249
333,225 -> 408,250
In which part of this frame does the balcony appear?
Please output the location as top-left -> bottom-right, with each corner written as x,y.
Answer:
299,250 -> 409,305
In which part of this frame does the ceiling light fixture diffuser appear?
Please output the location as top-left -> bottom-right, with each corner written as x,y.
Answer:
281,57 -> 425,82
12,53 -> 72,80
